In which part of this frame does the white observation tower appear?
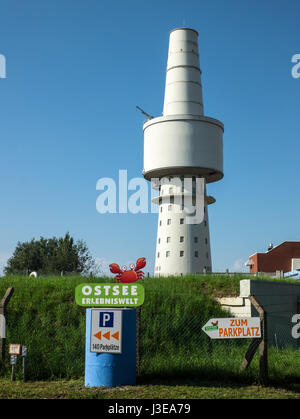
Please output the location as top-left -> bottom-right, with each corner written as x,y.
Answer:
141,28 -> 224,276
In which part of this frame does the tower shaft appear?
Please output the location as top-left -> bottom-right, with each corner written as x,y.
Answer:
163,28 -> 204,117
154,175 -> 212,276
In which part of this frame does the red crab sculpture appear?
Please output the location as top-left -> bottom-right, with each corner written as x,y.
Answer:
109,257 -> 146,283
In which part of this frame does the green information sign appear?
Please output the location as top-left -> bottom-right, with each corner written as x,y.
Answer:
75,283 -> 144,307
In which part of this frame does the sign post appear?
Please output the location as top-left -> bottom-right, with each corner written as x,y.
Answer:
84,308 -> 137,387
9,344 -> 21,382
10,354 -> 17,381
8,344 -> 28,382
202,316 -> 268,382
76,281 -> 145,388
21,346 -> 28,382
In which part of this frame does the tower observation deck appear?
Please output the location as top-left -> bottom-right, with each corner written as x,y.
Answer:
142,28 -> 224,276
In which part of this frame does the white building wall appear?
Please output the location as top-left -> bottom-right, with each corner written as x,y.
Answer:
292,258 -> 300,270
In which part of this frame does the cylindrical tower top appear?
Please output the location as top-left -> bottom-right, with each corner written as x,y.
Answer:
163,28 -> 204,116
142,27 -> 224,183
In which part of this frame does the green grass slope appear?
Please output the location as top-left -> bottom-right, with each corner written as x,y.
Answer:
0,274 -> 299,386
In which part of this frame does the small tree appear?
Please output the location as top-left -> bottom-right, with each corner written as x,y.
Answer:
4,233 -> 98,276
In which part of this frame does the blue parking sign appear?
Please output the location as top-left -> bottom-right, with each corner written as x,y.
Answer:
91,309 -> 123,354
99,311 -> 114,328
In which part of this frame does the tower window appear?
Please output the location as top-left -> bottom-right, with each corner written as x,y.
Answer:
180,236 -> 184,243
160,207 -> 163,213
167,219 -> 171,225
205,238 -> 208,244
180,218 -> 184,224
206,252 -> 209,259
166,251 -> 170,257
167,237 -> 171,243
180,251 -> 184,257
158,238 -> 160,244
195,251 -> 198,257
157,252 -> 160,258
159,221 -> 162,226
194,237 -> 198,243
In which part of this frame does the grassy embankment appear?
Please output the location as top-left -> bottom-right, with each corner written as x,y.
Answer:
0,274 -> 299,394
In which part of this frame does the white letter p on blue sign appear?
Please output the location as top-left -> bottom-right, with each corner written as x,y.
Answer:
99,312 -> 114,328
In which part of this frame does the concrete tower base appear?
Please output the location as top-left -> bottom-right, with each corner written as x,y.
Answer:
153,176 -> 212,276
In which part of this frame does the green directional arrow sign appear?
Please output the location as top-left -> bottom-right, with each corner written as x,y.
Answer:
75,283 -> 144,307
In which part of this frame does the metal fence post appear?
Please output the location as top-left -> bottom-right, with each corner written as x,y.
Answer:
136,306 -> 141,376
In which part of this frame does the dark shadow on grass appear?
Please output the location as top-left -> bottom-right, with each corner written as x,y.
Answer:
137,366 -> 300,394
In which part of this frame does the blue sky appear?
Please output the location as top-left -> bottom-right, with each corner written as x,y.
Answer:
0,0 -> 299,275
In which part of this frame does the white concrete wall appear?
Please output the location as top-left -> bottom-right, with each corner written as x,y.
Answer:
215,297 -> 252,318
217,279 -> 300,347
